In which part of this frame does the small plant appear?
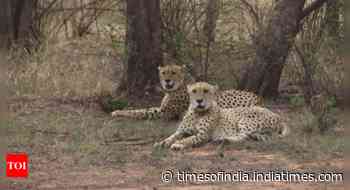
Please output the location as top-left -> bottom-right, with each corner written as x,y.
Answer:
109,99 -> 129,110
289,95 -> 305,107
300,109 -> 319,134
98,92 -> 129,113
310,95 -> 338,134
326,96 -> 338,111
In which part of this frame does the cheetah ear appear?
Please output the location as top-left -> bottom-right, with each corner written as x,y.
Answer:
181,65 -> 186,71
187,84 -> 193,93
158,66 -> 163,70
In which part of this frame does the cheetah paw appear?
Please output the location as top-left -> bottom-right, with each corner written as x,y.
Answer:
154,140 -> 171,148
170,143 -> 185,151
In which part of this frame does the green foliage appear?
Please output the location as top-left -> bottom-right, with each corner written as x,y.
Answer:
111,99 -> 128,110
326,96 -> 338,111
174,32 -> 186,53
289,96 -> 305,107
111,40 -> 125,52
104,99 -> 129,113
99,92 -> 129,113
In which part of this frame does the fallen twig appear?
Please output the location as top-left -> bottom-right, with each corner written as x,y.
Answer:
103,138 -> 154,146
30,129 -> 70,136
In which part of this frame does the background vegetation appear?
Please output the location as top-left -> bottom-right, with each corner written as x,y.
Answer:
0,0 -> 345,189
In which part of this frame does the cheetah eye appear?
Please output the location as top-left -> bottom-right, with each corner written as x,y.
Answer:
203,89 -> 209,93
161,71 -> 165,75
171,71 -> 176,75
192,89 -> 197,93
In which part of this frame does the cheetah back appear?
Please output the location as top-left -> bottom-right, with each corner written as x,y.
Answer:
216,90 -> 261,108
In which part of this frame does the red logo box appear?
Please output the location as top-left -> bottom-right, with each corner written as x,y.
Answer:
6,153 -> 29,178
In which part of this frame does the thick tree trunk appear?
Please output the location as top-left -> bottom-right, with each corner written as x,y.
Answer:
121,0 -> 162,98
202,0 -> 219,81
0,0 -> 34,49
238,0 -> 306,98
0,1 -> 13,49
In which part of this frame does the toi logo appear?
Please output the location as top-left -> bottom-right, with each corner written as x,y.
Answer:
6,153 -> 29,178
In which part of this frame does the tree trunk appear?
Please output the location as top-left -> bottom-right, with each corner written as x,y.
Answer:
202,0 -> 220,81
121,0 -> 163,98
239,0 -> 306,98
0,0 -> 34,49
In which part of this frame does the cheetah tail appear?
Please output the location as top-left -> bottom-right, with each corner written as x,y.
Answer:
278,122 -> 290,137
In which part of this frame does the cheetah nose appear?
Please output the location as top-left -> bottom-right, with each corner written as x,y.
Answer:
165,79 -> 171,83
196,99 -> 203,104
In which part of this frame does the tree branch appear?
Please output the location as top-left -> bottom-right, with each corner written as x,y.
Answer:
299,0 -> 329,20
240,0 -> 261,29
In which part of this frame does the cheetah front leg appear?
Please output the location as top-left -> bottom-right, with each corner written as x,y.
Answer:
154,111 -> 195,148
154,131 -> 184,148
170,119 -> 213,151
111,107 -> 162,120
170,130 -> 210,151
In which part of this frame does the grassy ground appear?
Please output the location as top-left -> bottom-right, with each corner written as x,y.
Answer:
1,98 -> 345,190
0,1 -> 345,189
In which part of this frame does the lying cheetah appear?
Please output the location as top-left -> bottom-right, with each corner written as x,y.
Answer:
111,65 -> 262,120
155,82 -> 289,151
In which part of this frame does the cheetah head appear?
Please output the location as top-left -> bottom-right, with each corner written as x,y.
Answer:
187,82 -> 218,112
158,65 -> 185,92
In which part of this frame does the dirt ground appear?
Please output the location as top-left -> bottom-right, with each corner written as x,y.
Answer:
2,99 -> 345,190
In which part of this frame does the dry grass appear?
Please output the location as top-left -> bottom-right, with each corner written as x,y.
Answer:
1,1 -> 344,189
1,99 -> 344,189
6,36 -> 121,99
6,0 -> 125,100
4,0 -> 343,98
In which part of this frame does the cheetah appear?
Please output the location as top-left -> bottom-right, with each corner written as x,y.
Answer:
155,82 -> 289,151
111,65 -> 262,120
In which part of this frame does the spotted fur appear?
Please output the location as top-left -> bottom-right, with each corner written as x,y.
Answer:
155,82 -> 289,150
111,65 -> 262,120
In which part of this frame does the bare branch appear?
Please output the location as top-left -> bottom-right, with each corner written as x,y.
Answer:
299,0 -> 329,20
239,0 -> 261,29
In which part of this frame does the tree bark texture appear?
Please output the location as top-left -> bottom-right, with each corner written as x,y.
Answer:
0,0 -> 34,49
123,0 -> 163,98
239,0 -> 306,98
